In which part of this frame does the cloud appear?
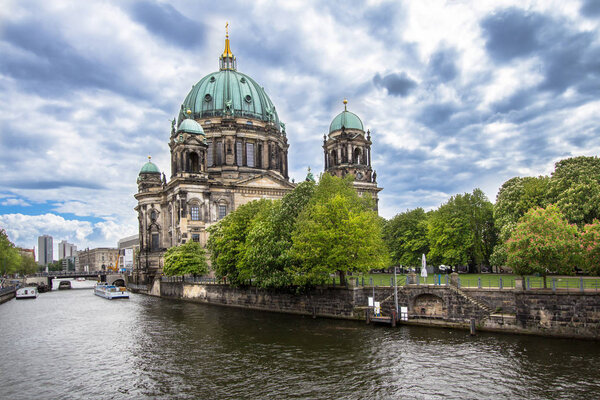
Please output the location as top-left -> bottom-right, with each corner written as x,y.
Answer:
0,213 -> 93,248
373,72 -> 417,97
1,198 -> 30,207
580,0 -> 600,17
428,47 -> 458,82
129,1 -> 205,49
480,8 -> 546,62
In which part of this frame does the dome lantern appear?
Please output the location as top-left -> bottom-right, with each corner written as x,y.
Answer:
219,22 -> 237,71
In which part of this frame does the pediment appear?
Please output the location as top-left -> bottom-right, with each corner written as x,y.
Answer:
236,173 -> 295,189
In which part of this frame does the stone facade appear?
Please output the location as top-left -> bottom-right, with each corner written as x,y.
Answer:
76,248 -> 119,272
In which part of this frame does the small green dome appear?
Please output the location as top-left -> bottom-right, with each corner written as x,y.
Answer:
329,109 -> 364,133
177,118 -> 205,135
139,158 -> 160,174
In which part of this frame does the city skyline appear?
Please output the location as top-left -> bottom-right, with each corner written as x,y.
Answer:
1,0 -> 600,249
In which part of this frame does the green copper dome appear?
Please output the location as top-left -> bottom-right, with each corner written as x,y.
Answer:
179,70 -> 280,129
177,118 -> 205,135
329,110 -> 364,133
139,158 -> 160,175
177,34 -> 280,130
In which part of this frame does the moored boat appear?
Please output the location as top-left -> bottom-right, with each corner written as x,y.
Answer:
16,287 -> 38,299
94,283 -> 129,299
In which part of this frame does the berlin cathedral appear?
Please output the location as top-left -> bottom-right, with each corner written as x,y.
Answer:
135,30 -> 382,275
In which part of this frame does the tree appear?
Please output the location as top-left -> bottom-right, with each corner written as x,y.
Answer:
580,221 -> 600,276
0,229 -> 21,276
548,156 -> 600,227
163,241 -> 209,276
240,181 -> 316,288
506,205 -> 581,281
207,199 -> 273,285
383,208 -> 429,267
290,175 -> 388,286
427,189 -> 497,271
19,255 -> 39,275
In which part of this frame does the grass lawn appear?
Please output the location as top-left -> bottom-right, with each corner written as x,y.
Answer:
345,272 -> 600,289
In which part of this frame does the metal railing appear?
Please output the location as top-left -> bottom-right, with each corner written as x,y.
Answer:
0,286 -> 17,296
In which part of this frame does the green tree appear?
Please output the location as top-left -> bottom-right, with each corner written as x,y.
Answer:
19,255 -> 39,275
240,181 -> 316,288
383,208 -> 429,267
427,189 -> 497,271
580,221 -> 600,276
207,199 -> 273,285
506,205 -> 581,281
163,241 -> 208,276
548,156 -> 600,227
0,229 -> 21,276
290,175 -> 388,286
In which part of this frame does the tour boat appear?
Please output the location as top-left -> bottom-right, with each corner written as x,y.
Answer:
16,287 -> 38,299
94,283 -> 129,299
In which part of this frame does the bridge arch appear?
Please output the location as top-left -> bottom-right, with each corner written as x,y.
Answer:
413,293 -> 446,318
111,278 -> 125,287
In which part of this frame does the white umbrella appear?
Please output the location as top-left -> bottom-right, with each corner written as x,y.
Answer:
421,254 -> 428,278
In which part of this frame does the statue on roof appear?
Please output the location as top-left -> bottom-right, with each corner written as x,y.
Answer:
305,167 -> 315,182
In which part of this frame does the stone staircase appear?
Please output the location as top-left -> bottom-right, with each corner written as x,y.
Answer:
448,284 -> 493,323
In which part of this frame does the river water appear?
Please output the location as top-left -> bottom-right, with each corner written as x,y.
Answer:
1,287 -> 599,400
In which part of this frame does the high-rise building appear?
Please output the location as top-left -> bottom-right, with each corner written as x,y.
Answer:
37,235 -> 53,266
58,240 -> 77,259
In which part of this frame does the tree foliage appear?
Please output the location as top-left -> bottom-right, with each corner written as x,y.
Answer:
427,189 -> 497,270
548,156 -> 600,227
290,179 -> 388,285
163,241 -> 209,276
506,205 -> 581,276
207,199 -> 273,285
383,208 -> 429,267
580,221 -> 600,276
0,229 -> 21,276
239,181 -> 315,288
207,174 -> 387,287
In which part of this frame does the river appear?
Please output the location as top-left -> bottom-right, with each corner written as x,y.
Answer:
1,287 -> 598,399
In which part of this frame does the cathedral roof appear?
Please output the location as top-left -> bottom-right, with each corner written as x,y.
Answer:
177,29 -> 280,130
329,99 -> 364,133
177,118 -> 205,135
139,157 -> 160,175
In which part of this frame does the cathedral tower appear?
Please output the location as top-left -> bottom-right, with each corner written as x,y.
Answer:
323,99 -> 382,210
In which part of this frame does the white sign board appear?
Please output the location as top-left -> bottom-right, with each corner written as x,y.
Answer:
400,306 -> 408,321
124,248 -> 134,269
368,297 -> 374,307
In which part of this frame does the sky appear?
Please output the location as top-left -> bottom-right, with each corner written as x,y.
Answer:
1,0 -> 600,254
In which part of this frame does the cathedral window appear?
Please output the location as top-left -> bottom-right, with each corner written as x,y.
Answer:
192,234 -> 200,242
190,205 -> 200,221
216,141 -> 223,165
218,204 -> 227,220
151,233 -> 159,251
236,141 -> 243,166
257,143 -> 262,168
207,141 -> 213,166
246,143 -> 255,167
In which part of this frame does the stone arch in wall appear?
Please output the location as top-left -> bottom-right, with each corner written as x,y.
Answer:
354,147 -> 362,164
189,152 -> 200,173
413,293 -> 446,318
111,278 -> 125,287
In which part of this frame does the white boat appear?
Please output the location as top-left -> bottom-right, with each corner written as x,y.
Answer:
94,283 -> 129,299
16,287 -> 38,299
76,277 -> 86,282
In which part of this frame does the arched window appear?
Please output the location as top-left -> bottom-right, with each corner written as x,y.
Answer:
190,204 -> 200,221
354,148 -> 362,165
218,204 -> 227,220
189,152 -> 199,173
331,150 -> 337,166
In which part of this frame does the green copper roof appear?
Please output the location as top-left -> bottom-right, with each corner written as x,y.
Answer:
177,118 -> 205,135
140,160 -> 160,175
329,110 -> 364,133
178,69 -> 280,130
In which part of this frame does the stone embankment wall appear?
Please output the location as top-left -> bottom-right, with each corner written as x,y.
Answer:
0,288 -> 16,304
130,279 -> 600,339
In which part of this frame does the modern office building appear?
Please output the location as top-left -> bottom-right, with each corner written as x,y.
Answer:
37,235 -> 53,267
58,240 -> 77,260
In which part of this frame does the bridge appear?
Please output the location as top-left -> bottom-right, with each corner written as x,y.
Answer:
30,271 -> 127,288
